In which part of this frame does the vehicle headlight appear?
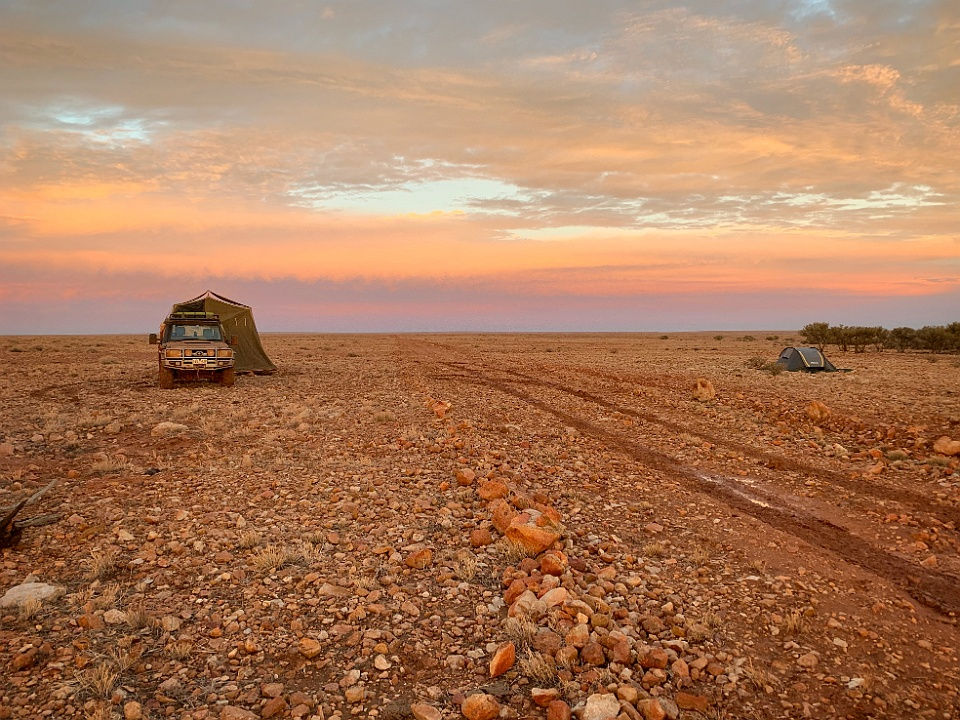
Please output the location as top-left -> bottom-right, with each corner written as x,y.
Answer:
217,349 -> 233,358
165,349 -> 183,358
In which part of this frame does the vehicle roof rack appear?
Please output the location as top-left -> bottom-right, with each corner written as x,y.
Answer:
167,311 -> 220,321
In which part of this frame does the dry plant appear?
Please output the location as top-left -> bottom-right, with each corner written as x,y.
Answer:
165,639 -> 194,660
743,658 -> 779,693
702,610 -> 723,629
497,537 -> 534,563
748,558 -> 767,574
238,531 -> 262,550
18,597 -> 42,622
83,703 -> 115,720
90,455 -> 132,474
781,609 -> 805,636
77,662 -> 118,699
125,601 -> 150,630
503,616 -> 538,648
251,542 -> 319,572
453,551 -> 478,582
92,583 -> 121,611
642,541 -> 668,558
109,645 -> 141,674
85,549 -> 119,580
690,546 -> 711,565
519,650 -> 557,685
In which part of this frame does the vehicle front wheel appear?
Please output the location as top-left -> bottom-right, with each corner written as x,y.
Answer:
220,368 -> 236,387
158,366 -> 175,389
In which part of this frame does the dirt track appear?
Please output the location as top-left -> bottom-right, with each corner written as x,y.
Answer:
1,333 -> 959,719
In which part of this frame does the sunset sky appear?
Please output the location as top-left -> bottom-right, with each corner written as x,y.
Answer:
1,1 -> 958,332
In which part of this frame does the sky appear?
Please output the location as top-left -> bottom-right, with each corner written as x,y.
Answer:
1,0 -> 958,333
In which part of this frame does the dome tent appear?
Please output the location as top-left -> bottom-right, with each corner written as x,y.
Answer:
776,346 -> 837,373
172,291 -> 276,374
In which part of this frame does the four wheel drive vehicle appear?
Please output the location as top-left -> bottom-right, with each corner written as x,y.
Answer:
149,312 -> 237,388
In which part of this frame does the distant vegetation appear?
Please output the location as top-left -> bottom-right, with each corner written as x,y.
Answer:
801,322 -> 960,353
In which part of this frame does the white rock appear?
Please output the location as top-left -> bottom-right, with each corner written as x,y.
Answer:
583,693 -> 621,720
1,582 -> 64,608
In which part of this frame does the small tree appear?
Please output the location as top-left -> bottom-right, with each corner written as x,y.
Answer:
917,326 -> 949,353
801,322 -> 830,352
830,324 -> 851,352
889,327 -> 916,352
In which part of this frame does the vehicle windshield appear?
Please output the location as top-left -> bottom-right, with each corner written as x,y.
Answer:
165,324 -> 222,341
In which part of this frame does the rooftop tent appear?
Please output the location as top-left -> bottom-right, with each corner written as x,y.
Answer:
172,291 -> 277,374
776,346 -> 837,373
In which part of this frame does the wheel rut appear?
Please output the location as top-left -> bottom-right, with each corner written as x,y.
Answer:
437,361 -> 960,617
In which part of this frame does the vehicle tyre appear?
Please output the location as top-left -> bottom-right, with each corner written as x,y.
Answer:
220,368 -> 236,387
158,366 -> 175,389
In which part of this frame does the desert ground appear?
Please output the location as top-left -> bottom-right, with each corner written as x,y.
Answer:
1,333 -> 959,720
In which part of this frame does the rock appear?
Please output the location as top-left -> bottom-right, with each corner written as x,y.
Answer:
692,378 -> 715,402
298,638 -> 323,658
583,693 -> 620,720
261,683 -> 284,698
345,685 -> 365,703
103,609 -> 126,624
805,401 -> 831,423
477,480 -> 508,500
151,422 -> 190,437
317,582 -> 351,597
565,623 -> 590,648
160,615 -> 181,631
405,548 -> 433,569
374,654 -> 392,670
455,468 -> 476,486
531,688 -> 560,707
411,703 -> 441,720
540,552 -> 567,576
674,693 -> 709,712
461,693 -> 500,720
123,701 -> 143,720
638,698 -> 666,720
10,647 -> 38,671
933,436 -> 960,456
489,642 -> 516,678
547,700 -> 571,720
0,581 -> 63,608
532,628 -> 562,656
581,642 -> 606,666
797,652 -> 819,669
220,707 -> 257,720
638,647 -> 669,669
490,499 -> 519,534
105,421 -> 122,434
470,528 -> 493,547
540,587 -> 568,607
616,686 -> 638,704
261,697 -> 288,719
505,520 -> 559,556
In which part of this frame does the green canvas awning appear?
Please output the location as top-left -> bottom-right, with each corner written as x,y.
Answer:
172,291 -> 277,374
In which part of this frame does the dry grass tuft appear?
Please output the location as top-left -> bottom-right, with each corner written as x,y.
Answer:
85,549 -> 119,580
748,558 -> 767,574
125,601 -> 150,630
519,650 -> 557,685
78,662 -> 118,699
18,597 -> 43,622
454,551 -> 478,582
690,546 -> 711,566
165,639 -> 194,660
238,530 -> 262,549
504,616 -> 538,648
743,658 -> 779,692
702,610 -> 723,629
90,454 -> 131,474
642,541 -> 668,558
251,542 -> 320,572
781,609 -> 805,637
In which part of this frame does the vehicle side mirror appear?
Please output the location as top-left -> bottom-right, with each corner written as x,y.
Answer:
230,336 -> 238,346
148,333 -> 158,345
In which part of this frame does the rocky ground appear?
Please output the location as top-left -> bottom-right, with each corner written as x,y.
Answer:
1,332 -> 958,720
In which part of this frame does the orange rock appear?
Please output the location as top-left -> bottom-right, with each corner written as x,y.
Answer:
546,700 -> 571,720
805,400 -> 831,423
933,436 -> 960,456
675,692 -> 710,712
405,548 -> 433,569
505,519 -> 559,556
298,638 -> 322,659
693,378 -> 715,402
638,698 -> 666,720
490,499 -> 519,534
489,642 -> 515,678
455,468 -> 476,486
531,688 -> 560,707
503,578 -> 527,605
470,528 -> 493,547
534,504 -> 563,527
477,480 -> 509,500
540,551 -> 567,576
461,693 -> 500,720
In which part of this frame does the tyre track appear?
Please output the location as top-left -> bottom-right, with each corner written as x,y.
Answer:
436,361 -> 960,617
445,361 -> 960,530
